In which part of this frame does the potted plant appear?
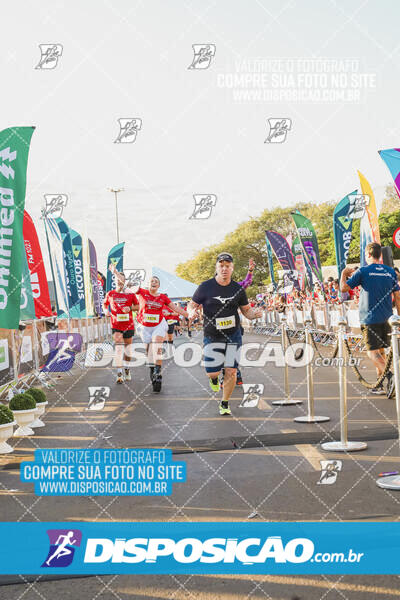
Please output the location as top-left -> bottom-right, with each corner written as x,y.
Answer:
9,393 -> 36,437
26,388 -> 48,428
0,404 -> 16,453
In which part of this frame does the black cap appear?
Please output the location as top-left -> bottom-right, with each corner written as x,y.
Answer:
217,252 -> 233,263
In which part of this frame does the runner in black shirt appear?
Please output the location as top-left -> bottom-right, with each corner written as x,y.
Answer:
188,252 -> 262,415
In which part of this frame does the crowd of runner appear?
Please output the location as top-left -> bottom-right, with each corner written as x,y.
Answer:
101,243 -> 400,411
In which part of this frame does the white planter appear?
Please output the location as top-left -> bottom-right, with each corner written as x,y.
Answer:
0,421 -> 16,453
12,408 -> 36,437
31,401 -> 48,428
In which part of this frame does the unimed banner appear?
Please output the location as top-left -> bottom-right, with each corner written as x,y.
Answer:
0,126 -> 35,329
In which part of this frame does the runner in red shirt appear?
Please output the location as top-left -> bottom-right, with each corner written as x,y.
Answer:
135,278 -> 188,391
103,272 -> 139,384
110,265 -> 188,392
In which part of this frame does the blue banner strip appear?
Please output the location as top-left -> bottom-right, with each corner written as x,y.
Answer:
0,522 -> 399,574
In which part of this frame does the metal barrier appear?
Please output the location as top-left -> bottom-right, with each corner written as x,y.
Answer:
321,316 -> 367,453
271,316 -> 302,407
294,315 -> 330,424
377,315 -> 400,490
245,302 -> 366,356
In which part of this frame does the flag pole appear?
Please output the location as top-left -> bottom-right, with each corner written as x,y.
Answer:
109,188 -> 124,245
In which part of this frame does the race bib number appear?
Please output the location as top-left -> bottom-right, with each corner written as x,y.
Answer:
167,319 -> 175,325
117,313 -> 129,322
144,313 -> 160,324
216,315 -> 235,330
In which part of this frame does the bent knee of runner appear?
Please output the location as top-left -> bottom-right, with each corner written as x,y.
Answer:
224,367 -> 237,378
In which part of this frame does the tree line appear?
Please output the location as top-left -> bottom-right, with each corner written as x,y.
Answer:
176,185 -> 400,294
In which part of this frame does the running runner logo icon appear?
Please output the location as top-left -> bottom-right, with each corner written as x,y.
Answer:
239,384 -> 264,408
125,269 -> 146,289
188,44 -> 216,69
42,529 -> 82,567
265,118 -> 292,143
87,386 -> 110,411
42,333 -> 82,372
213,295 -> 236,305
347,193 -> 370,220
35,44 -> 63,70
42,194 -> 68,219
114,118 -> 142,143
189,195 -> 217,219
317,460 -> 342,485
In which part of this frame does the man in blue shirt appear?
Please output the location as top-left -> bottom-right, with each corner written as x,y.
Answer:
341,242 -> 400,397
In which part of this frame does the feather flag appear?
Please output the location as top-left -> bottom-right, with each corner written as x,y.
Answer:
379,148 -> 400,199
0,126 -> 35,328
265,230 -> 299,290
291,212 -> 324,286
333,191 -> 356,280
357,171 -> 380,266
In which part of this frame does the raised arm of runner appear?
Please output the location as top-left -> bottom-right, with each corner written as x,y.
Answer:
109,263 -> 125,286
238,258 -> 255,289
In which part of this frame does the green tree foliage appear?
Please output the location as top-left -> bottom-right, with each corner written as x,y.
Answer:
381,185 -> 400,214
176,190 -> 400,287
177,202 -> 336,288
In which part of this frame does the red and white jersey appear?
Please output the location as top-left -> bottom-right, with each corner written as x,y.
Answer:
162,305 -> 179,325
103,290 -> 138,331
136,288 -> 171,328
